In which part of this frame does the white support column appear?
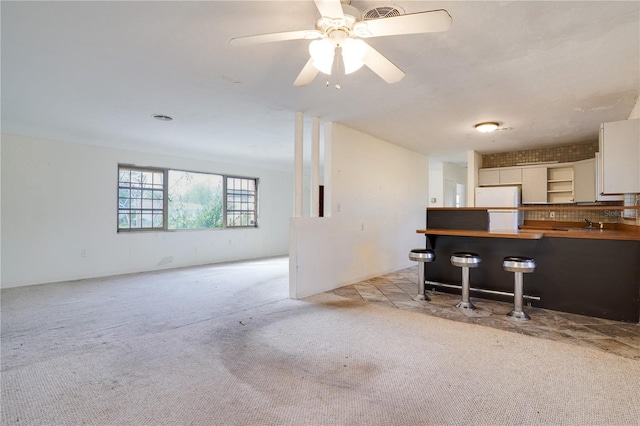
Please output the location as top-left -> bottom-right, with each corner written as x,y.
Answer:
323,122 -> 332,217
310,117 -> 320,217
294,111 -> 304,217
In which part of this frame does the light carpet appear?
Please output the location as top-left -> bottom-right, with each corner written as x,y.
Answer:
2,257 -> 639,425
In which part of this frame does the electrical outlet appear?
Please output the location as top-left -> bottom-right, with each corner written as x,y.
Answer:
549,211 -> 555,219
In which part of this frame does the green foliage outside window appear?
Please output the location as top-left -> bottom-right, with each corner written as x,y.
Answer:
168,171 -> 223,230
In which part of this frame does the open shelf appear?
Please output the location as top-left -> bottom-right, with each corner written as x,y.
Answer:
547,166 -> 574,203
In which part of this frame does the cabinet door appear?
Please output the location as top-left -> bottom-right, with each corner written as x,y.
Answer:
478,169 -> 499,186
574,159 -> 595,203
600,118 -> 640,194
522,167 -> 547,204
595,153 -> 623,201
499,168 -> 522,184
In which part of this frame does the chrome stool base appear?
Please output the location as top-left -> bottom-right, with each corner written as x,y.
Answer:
503,256 -> 536,322
414,293 -> 431,302
507,310 -> 531,321
456,300 -> 476,310
450,252 -> 481,311
409,249 -> 435,302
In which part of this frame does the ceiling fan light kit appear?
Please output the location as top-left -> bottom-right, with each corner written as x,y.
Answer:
229,0 -> 452,86
309,39 -> 335,74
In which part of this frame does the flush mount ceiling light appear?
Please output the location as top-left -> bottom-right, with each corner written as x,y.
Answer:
153,114 -> 173,121
475,122 -> 499,133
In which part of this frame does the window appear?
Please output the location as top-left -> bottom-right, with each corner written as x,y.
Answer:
118,165 -> 258,231
226,177 -> 257,227
168,170 -> 223,230
118,167 -> 165,230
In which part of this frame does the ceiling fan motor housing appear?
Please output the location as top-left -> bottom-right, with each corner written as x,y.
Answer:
315,4 -> 360,35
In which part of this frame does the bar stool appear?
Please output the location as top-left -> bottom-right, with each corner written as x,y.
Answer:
409,249 -> 436,301
503,256 -> 536,321
450,252 -> 481,310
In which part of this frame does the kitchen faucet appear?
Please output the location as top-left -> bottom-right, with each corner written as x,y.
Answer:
584,219 -> 604,229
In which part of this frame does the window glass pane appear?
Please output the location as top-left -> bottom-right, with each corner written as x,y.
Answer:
131,213 -> 141,228
131,171 -> 142,186
119,170 -> 131,183
153,213 -> 163,227
141,213 -> 153,227
142,171 -> 153,185
118,213 -> 129,228
154,172 -> 163,185
168,170 -> 223,229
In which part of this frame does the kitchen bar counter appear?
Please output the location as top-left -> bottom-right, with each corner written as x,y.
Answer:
417,208 -> 640,323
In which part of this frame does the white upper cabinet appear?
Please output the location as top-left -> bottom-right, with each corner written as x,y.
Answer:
522,166 -> 547,204
599,118 -> 640,194
499,168 -> 522,185
478,167 -> 522,186
478,169 -> 500,186
574,158 -> 595,203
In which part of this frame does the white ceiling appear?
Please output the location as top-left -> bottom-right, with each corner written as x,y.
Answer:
2,1 -> 639,171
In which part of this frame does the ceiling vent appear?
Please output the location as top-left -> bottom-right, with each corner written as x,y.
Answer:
362,6 -> 404,20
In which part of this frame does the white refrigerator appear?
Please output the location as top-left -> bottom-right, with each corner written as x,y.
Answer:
475,186 -> 523,231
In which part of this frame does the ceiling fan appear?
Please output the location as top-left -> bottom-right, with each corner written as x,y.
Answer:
229,0 -> 452,86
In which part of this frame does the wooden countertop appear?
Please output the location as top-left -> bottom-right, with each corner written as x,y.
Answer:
416,228 -> 544,239
417,226 -> 640,241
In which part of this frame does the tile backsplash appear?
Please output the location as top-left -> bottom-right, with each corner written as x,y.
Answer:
523,203 -> 636,223
482,142 -> 598,168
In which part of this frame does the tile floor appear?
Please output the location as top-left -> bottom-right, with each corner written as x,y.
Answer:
329,266 -> 640,360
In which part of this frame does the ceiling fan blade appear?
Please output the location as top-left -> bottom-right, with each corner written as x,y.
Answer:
294,58 -> 320,87
230,30 -> 322,46
355,9 -> 452,38
362,42 -> 405,84
314,0 -> 344,20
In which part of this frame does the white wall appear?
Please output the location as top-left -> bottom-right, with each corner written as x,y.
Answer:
290,123 -> 429,298
443,162 -> 468,207
1,133 -> 292,288
428,159 -> 467,207
467,150 -> 482,206
428,158 -> 444,207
